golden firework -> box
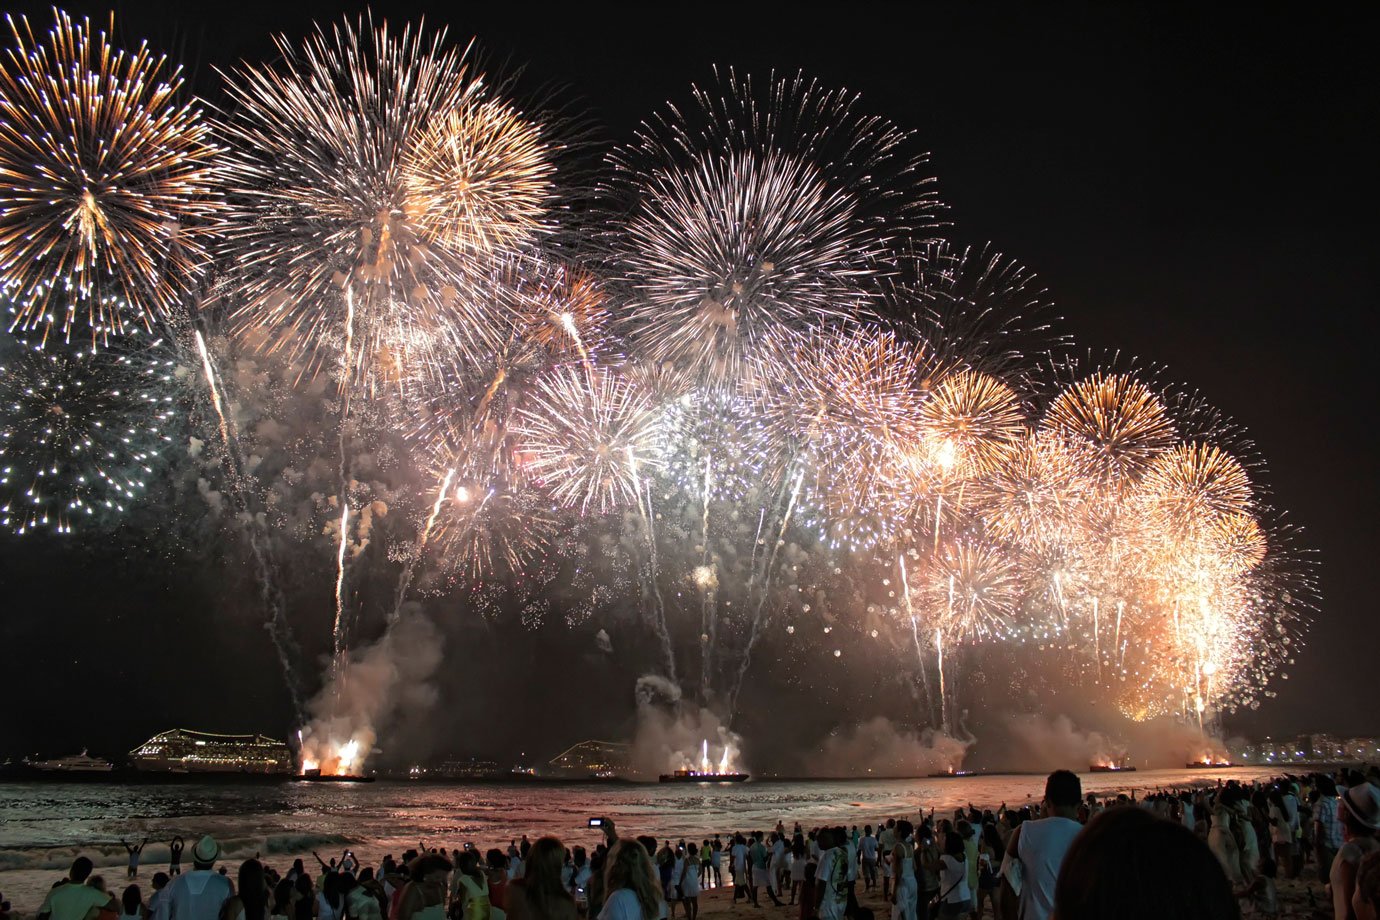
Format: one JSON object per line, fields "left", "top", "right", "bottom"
{"left": 0, "top": 10, "right": 220, "bottom": 336}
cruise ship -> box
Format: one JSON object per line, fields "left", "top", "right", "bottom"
{"left": 129, "top": 729, "right": 293, "bottom": 774}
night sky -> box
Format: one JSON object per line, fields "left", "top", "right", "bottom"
{"left": 1, "top": 3, "right": 1373, "bottom": 761}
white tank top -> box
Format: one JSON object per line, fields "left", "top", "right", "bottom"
{"left": 1016, "top": 817, "right": 1082, "bottom": 920}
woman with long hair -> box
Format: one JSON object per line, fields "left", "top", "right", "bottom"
{"left": 506, "top": 837, "right": 576, "bottom": 920}
{"left": 600, "top": 841, "right": 662, "bottom": 920}
{"left": 119, "top": 885, "right": 144, "bottom": 920}
{"left": 270, "top": 880, "right": 295, "bottom": 920}
{"left": 293, "top": 874, "right": 314, "bottom": 920}
{"left": 451, "top": 850, "right": 490, "bottom": 920}
{"left": 397, "top": 855, "right": 453, "bottom": 920}
{"left": 219, "top": 859, "right": 268, "bottom": 920}
{"left": 975, "top": 822, "right": 1004, "bottom": 919}
{"left": 936, "top": 829, "right": 973, "bottom": 919}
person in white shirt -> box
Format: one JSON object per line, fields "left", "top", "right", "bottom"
{"left": 153, "top": 836, "right": 232, "bottom": 920}
{"left": 1000, "top": 771, "right": 1083, "bottom": 920}
{"left": 814, "top": 830, "right": 846, "bottom": 920}
{"left": 769, "top": 834, "right": 787, "bottom": 900}
{"left": 860, "top": 827, "right": 879, "bottom": 891}
{"left": 729, "top": 835, "right": 749, "bottom": 905}
{"left": 841, "top": 826, "right": 858, "bottom": 914}
{"left": 878, "top": 820, "right": 897, "bottom": 901}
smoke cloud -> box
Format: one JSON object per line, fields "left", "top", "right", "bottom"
{"left": 628, "top": 674, "right": 742, "bottom": 778}
{"left": 298, "top": 610, "right": 444, "bottom": 774}
{"left": 811, "top": 718, "right": 970, "bottom": 777}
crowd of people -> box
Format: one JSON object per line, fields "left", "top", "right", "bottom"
{"left": 16, "top": 766, "right": 1380, "bottom": 920}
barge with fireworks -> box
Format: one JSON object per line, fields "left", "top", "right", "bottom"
{"left": 1089, "top": 763, "right": 1137, "bottom": 773}
{"left": 297, "top": 768, "right": 375, "bottom": 783}
{"left": 658, "top": 769, "right": 749, "bottom": 783}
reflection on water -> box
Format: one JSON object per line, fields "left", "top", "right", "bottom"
{"left": 0, "top": 766, "right": 1283, "bottom": 856}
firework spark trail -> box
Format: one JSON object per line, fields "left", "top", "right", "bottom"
{"left": 698, "top": 454, "right": 715, "bottom": 703}
{"left": 193, "top": 330, "right": 229, "bottom": 443}
{"left": 186, "top": 327, "right": 304, "bottom": 721}
{"left": 727, "top": 465, "right": 804, "bottom": 724}
{"left": 332, "top": 503, "right": 351, "bottom": 659}
{"left": 935, "top": 622, "right": 948, "bottom": 737}
{"left": 627, "top": 447, "right": 676, "bottom": 684}
{"left": 898, "top": 554, "right": 935, "bottom": 724}
{"left": 388, "top": 467, "right": 456, "bottom": 624}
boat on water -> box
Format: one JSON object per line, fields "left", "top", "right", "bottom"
{"left": 658, "top": 769, "right": 749, "bottom": 784}
{"left": 1185, "top": 761, "right": 1234, "bottom": 769}
{"left": 297, "top": 768, "right": 375, "bottom": 783}
{"left": 27, "top": 750, "right": 115, "bottom": 773}
{"left": 1089, "top": 764, "right": 1137, "bottom": 773}
{"left": 927, "top": 770, "right": 977, "bottom": 778}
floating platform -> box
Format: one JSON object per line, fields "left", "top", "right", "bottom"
{"left": 1089, "top": 764, "right": 1137, "bottom": 773}
{"left": 297, "top": 769, "right": 375, "bottom": 783}
{"left": 658, "top": 769, "right": 749, "bottom": 783}
{"left": 1185, "top": 762, "right": 1234, "bottom": 769}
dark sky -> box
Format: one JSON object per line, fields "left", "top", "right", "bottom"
{"left": 2, "top": 3, "right": 1374, "bottom": 759}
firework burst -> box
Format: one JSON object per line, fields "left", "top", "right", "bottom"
{"left": 0, "top": 327, "right": 177, "bottom": 534}
{"left": 919, "top": 540, "right": 1020, "bottom": 643}
{"left": 512, "top": 365, "right": 661, "bottom": 514}
{"left": 217, "top": 15, "right": 551, "bottom": 388}
{"left": 1042, "top": 370, "right": 1177, "bottom": 489}
{"left": 0, "top": 10, "right": 220, "bottom": 337}
{"left": 608, "top": 68, "right": 935, "bottom": 382}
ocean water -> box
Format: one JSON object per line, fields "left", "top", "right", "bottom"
{"left": 0, "top": 767, "right": 1281, "bottom": 911}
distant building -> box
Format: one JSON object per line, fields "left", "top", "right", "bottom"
{"left": 130, "top": 729, "right": 292, "bottom": 774}
{"left": 1344, "top": 738, "right": 1380, "bottom": 761}
{"left": 546, "top": 740, "right": 629, "bottom": 778}
{"left": 1311, "top": 734, "right": 1344, "bottom": 760}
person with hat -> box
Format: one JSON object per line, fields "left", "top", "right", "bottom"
{"left": 153, "top": 837, "right": 232, "bottom": 920}
{"left": 1331, "top": 782, "right": 1380, "bottom": 920}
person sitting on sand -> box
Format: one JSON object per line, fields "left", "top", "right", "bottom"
{"left": 38, "top": 858, "right": 117, "bottom": 920}
{"left": 1053, "top": 806, "right": 1238, "bottom": 920}
{"left": 599, "top": 840, "right": 662, "bottom": 920}
{"left": 86, "top": 877, "right": 118, "bottom": 920}
{"left": 119, "top": 885, "right": 145, "bottom": 920}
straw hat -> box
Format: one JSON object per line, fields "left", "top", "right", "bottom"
{"left": 192, "top": 835, "right": 221, "bottom": 864}
{"left": 1341, "top": 783, "right": 1380, "bottom": 831}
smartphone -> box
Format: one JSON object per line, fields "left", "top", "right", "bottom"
{"left": 588, "top": 818, "right": 605, "bottom": 827}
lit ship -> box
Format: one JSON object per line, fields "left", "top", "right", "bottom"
{"left": 28, "top": 750, "right": 115, "bottom": 772}
{"left": 130, "top": 729, "right": 292, "bottom": 774}
{"left": 1186, "top": 760, "right": 1235, "bottom": 769}
{"left": 658, "top": 768, "right": 749, "bottom": 783}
